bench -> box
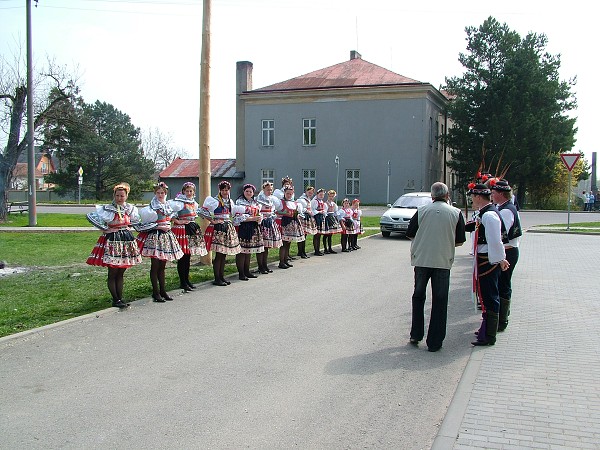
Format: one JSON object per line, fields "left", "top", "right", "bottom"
{"left": 8, "top": 201, "right": 29, "bottom": 214}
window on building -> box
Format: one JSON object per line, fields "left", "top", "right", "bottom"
{"left": 429, "top": 117, "right": 434, "bottom": 148}
{"left": 303, "top": 118, "right": 316, "bottom": 146}
{"left": 261, "top": 169, "right": 275, "bottom": 186}
{"left": 346, "top": 169, "right": 360, "bottom": 195}
{"left": 41, "top": 162, "right": 48, "bottom": 174}
{"left": 302, "top": 169, "right": 316, "bottom": 190}
{"left": 262, "top": 120, "right": 274, "bottom": 147}
{"left": 435, "top": 118, "right": 440, "bottom": 151}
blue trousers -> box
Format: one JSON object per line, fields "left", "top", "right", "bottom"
{"left": 410, "top": 267, "right": 450, "bottom": 349}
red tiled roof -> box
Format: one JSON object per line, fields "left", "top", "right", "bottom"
{"left": 13, "top": 163, "right": 43, "bottom": 178}
{"left": 159, "top": 157, "right": 238, "bottom": 178}
{"left": 254, "top": 56, "right": 422, "bottom": 92}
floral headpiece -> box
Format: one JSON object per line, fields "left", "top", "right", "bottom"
{"left": 114, "top": 182, "right": 130, "bottom": 195}
{"left": 243, "top": 183, "right": 256, "bottom": 192}
{"left": 218, "top": 180, "right": 231, "bottom": 190}
{"left": 153, "top": 181, "right": 168, "bottom": 192}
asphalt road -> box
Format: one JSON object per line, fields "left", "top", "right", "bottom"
{"left": 1, "top": 209, "right": 597, "bottom": 448}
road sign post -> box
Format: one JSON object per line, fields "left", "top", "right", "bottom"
{"left": 560, "top": 153, "right": 580, "bottom": 231}
{"left": 77, "top": 166, "right": 84, "bottom": 205}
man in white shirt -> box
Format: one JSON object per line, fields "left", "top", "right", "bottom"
{"left": 466, "top": 184, "right": 510, "bottom": 346}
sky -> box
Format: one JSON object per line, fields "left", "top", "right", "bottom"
{"left": 1, "top": 0, "right": 597, "bottom": 166}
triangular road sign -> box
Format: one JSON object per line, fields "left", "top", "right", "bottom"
{"left": 560, "top": 153, "right": 580, "bottom": 172}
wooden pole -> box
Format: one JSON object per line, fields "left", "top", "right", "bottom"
{"left": 26, "top": 0, "right": 37, "bottom": 226}
{"left": 198, "top": 0, "right": 212, "bottom": 264}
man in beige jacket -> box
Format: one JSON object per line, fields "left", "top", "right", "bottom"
{"left": 405, "top": 182, "right": 466, "bottom": 352}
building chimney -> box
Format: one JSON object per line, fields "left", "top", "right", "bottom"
{"left": 236, "top": 61, "right": 253, "bottom": 174}
{"left": 350, "top": 50, "right": 362, "bottom": 60}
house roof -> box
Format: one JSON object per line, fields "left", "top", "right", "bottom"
{"left": 253, "top": 52, "right": 424, "bottom": 92}
{"left": 13, "top": 163, "right": 43, "bottom": 178}
{"left": 159, "top": 157, "right": 241, "bottom": 179}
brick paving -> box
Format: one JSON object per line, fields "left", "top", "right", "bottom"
{"left": 435, "top": 232, "right": 600, "bottom": 449}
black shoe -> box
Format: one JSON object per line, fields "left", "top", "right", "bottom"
{"left": 409, "top": 338, "right": 420, "bottom": 345}
{"left": 314, "top": 251, "right": 324, "bottom": 256}
{"left": 285, "top": 262, "right": 293, "bottom": 267}
{"left": 112, "top": 300, "right": 129, "bottom": 309}
{"left": 152, "top": 295, "right": 166, "bottom": 303}
{"left": 328, "top": 249, "right": 337, "bottom": 254}
{"left": 323, "top": 249, "right": 331, "bottom": 254}
{"left": 222, "top": 279, "right": 231, "bottom": 285}
{"left": 246, "top": 273, "right": 258, "bottom": 279}
{"left": 355, "top": 245, "right": 361, "bottom": 249}
{"left": 239, "top": 275, "right": 249, "bottom": 281}
{"left": 212, "top": 280, "right": 227, "bottom": 286}
{"left": 471, "top": 339, "right": 494, "bottom": 346}
{"left": 267, "top": 268, "right": 273, "bottom": 273}
{"left": 498, "top": 321, "right": 508, "bottom": 332}
{"left": 187, "top": 282, "right": 196, "bottom": 290}
{"left": 180, "top": 284, "right": 193, "bottom": 292}
{"left": 288, "top": 256, "right": 297, "bottom": 261}
{"left": 278, "top": 263, "right": 289, "bottom": 269}
{"left": 341, "top": 249, "right": 349, "bottom": 252}
{"left": 161, "top": 293, "right": 174, "bottom": 301}
{"left": 300, "top": 254, "right": 309, "bottom": 259}
{"left": 428, "top": 346, "right": 442, "bottom": 352}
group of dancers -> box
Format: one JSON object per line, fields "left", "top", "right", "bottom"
{"left": 86, "top": 177, "right": 363, "bottom": 308}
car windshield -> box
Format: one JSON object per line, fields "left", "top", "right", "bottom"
{"left": 392, "top": 195, "right": 431, "bottom": 209}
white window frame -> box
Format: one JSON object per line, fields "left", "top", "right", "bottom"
{"left": 262, "top": 119, "right": 274, "bottom": 147}
{"left": 261, "top": 169, "right": 275, "bottom": 186}
{"left": 302, "top": 169, "right": 316, "bottom": 190}
{"left": 302, "top": 118, "right": 316, "bottom": 146}
{"left": 345, "top": 169, "right": 360, "bottom": 196}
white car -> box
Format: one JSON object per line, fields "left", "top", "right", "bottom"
{"left": 379, "top": 192, "right": 432, "bottom": 237}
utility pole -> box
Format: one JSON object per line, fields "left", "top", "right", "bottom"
{"left": 26, "top": 0, "right": 37, "bottom": 226}
{"left": 198, "top": 0, "right": 211, "bottom": 264}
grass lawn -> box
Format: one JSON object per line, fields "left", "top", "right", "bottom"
{"left": 1, "top": 213, "right": 91, "bottom": 227}
{"left": 0, "top": 226, "right": 380, "bottom": 338}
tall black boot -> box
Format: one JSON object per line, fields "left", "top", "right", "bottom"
{"left": 341, "top": 235, "right": 348, "bottom": 252}
{"left": 313, "top": 235, "right": 323, "bottom": 256}
{"left": 327, "top": 235, "right": 336, "bottom": 253}
{"left": 498, "top": 298, "right": 511, "bottom": 331}
{"left": 472, "top": 312, "right": 499, "bottom": 346}
{"left": 236, "top": 253, "right": 248, "bottom": 280}
{"left": 177, "top": 256, "right": 191, "bottom": 291}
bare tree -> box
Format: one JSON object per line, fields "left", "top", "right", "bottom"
{"left": 141, "top": 127, "right": 186, "bottom": 172}
{"left": 0, "top": 50, "right": 79, "bottom": 220}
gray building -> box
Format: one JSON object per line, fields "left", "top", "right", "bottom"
{"left": 236, "top": 50, "right": 453, "bottom": 203}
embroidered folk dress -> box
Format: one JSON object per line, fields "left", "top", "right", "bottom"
{"left": 323, "top": 200, "right": 341, "bottom": 235}
{"left": 256, "top": 191, "right": 283, "bottom": 249}
{"left": 87, "top": 202, "right": 143, "bottom": 268}
{"left": 169, "top": 193, "right": 208, "bottom": 256}
{"left": 310, "top": 197, "right": 327, "bottom": 234}
{"left": 235, "top": 196, "right": 265, "bottom": 254}
{"left": 297, "top": 193, "right": 318, "bottom": 235}
{"left": 273, "top": 197, "right": 306, "bottom": 243}
{"left": 336, "top": 207, "right": 357, "bottom": 235}
{"left": 201, "top": 195, "right": 245, "bottom": 255}
{"left": 136, "top": 197, "right": 184, "bottom": 261}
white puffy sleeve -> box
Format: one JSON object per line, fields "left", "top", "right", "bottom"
{"left": 139, "top": 205, "right": 158, "bottom": 223}
{"left": 202, "top": 196, "right": 219, "bottom": 214}
{"left": 482, "top": 211, "right": 506, "bottom": 264}
{"left": 95, "top": 204, "right": 114, "bottom": 223}
{"left": 129, "top": 205, "right": 141, "bottom": 223}
{"left": 169, "top": 199, "right": 184, "bottom": 214}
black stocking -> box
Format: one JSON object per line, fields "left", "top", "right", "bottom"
{"left": 313, "top": 235, "right": 321, "bottom": 254}
{"left": 158, "top": 260, "right": 168, "bottom": 296}
{"left": 341, "top": 234, "right": 348, "bottom": 251}
{"left": 150, "top": 258, "right": 161, "bottom": 297}
{"left": 116, "top": 268, "right": 126, "bottom": 300}
{"left": 107, "top": 268, "right": 120, "bottom": 301}
{"left": 177, "top": 254, "right": 190, "bottom": 286}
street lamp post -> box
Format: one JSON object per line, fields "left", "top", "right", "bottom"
{"left": 386, "top": 160, "right": 391, "bottom": 204}
{"left": 334, "top": 154, "right": 340, "bottom": 197}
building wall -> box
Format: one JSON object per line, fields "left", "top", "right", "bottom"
{"left": 242, "top": 90, "right": 447, "bottom": 203}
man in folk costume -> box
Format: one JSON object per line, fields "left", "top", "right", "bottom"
{"left": 466, "top": 183, "right": 510, "bottom": 346}
{"left": 490, "top": 179, "right": 522, "bottom": 332}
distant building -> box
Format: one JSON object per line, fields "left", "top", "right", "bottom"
{"left": 12, "top": 150, "right": 56, "bottom": 190}
{"left": 235, "top": 50, "right": 454, "bottom": 203}
{"left": 159, "top": 157, "right": 244, "bottom": 198}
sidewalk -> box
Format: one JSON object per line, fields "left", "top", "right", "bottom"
{"left": 433, "top": 231, "right": 600, "bottom": 449}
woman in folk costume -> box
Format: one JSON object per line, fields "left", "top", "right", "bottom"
{"left": 273, "top": 175, "right": 296, "bottom": 263}
{"left": 350, "top": 198, "right": 363, "bottom": 250}
{"left": 201, "top": 180, "right": 246, "bottom": 286}
{"left": 168, "top": 182, "right": 208, "bottom": 292}
{"left": 234, "top": 183, "right": 264, "bottom": 280}
{"left": 86, "top": 182, "right": 142, "bottom": 309}
{"left": 323, "top": 189, "right": 341, "bottom": 254}
{"left": 256, "top": 181, "right": 282, "bottom": 274}
{"left": 137, "top": 182, "right": 184, "bottom": 302}
{"left": 310, "top": 188, "right": 327, "bottom": 256}
{"left": 336, "top": 198, "right": 356, "bottom": 252}
{"left": 296, "top": 185, "right": 317, "bottom": 259}
{"left": 273, "top": 184, "right": 305, "bottom": 269}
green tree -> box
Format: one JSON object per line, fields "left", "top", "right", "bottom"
{"left": 46, "top": 101, "right": 155, "bottom": 200}
{"left": 444, "top": 17, "right": 577, "bottom": 207}
{"left": 0, "top": 55, "right": 78, "bottom": 221}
